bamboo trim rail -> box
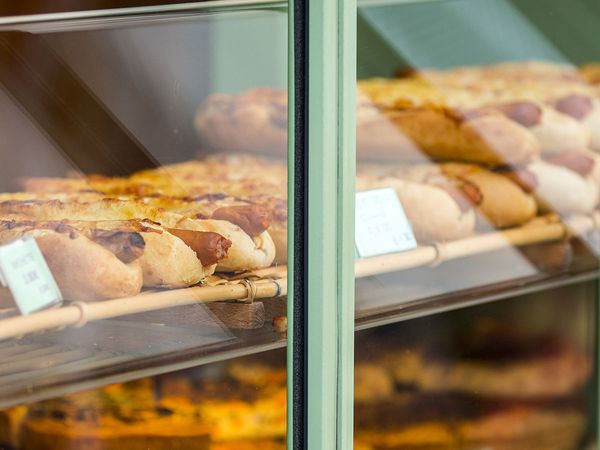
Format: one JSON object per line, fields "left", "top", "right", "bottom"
{"left": 354, "top": 214, "right": 592, "bottom": 278}
{"left": 0, "top": 279, "right": 286, "bottom": 341}
{"left": 0, "top": 212, "right": 598, "bottom": 341}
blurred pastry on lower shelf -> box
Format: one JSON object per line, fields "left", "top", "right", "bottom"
{"left": 388, "top": 324, "right": 592, "bottom": 398}
{"left": 355, "top": 392, "right": 586, "bottom": 450}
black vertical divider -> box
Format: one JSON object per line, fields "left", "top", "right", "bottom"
{"left": 293, "top": 0, "right": 308, "bottom": 449}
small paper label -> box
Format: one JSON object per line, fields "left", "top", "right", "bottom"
{"left": 355, "top": 187, "right": 417, "bottom": 258}
{"left": 0, "top": 236, "right": 62, "bottom": 315}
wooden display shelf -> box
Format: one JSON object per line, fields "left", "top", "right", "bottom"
{"left": 0, "top": 212, "right": 597, "bottom": 341}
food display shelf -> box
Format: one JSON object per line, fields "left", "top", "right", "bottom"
{"left": 0, "top": 312, "right": 287, "bottom": 410}
{"left": 356, "top": 269, "right": 599, "bottom": 330}
{"left": 0, "top": 210, "right": 596, "bottom": 408}
{"left": 1, "top": 212, "right": 595, "bottom": 342}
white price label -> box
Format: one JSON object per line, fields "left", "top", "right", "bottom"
{"left": 0, "top": 236, "right": 62, "bottom": 315}
{"left": 355, "top": 188, "right": 417, "bottom": 258}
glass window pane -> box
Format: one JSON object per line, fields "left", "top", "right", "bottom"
{"left": 0, "top": 10, "right": 289, "bottom": 450}
{"left": 0, "top": 1, "right": 251, "bottom": 16}
{"left": 0, "top": 349, "right": 287, "bottom": 449}
{"left": 355, "top": 0, "right": 600, "bottom": 448}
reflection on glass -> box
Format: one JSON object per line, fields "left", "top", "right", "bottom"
{"left": 355, "top": 288, "right": 597, "bottom": 450}
{"left": 353, "top": 0, "right": 600, "bottom": 318}
{"left": 0, "top": 350, "right": 287, "bottom": 449}
{"left": 354, "top": 2, "right": 600, "bottom": 449}
{"left": 0, "top": 7, "right": 288, "bottom": 409}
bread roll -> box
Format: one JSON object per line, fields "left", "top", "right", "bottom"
{"left": 356, "top": 176, "right": 476, "bottom": 242}
{"left": 0, "top": 225, "right": 143, "bottom": 301}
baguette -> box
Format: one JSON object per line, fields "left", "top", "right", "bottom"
{"left": 500, "top": 160, "right": 599, "bottom": 215}
{"left": 385, "top": 162, "right": 537, "bottom": 229}
{"left": 196, "top": 87, "right": 541, "bottom": 165}
{"left": 0, "top": 221, "right": 144, "bottom": 301}
{"left": 357, "top": 106, "right": 541, "bottom": 165}
{"left": 356, "top": 176, "right": 476, "bottom": 242}
{"left": 488, "top": 101, "right": 591, "bottom": 154}
{"left": 0, "top": 199, "right": 273, "bottom": 273}
{"left": 195, "top": 89, "right": 287, "bottom": 156}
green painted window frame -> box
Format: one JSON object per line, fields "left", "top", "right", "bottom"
{"left": 287, "top": 0, "right": 357, "bottom": 448}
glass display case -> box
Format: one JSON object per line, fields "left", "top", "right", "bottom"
{"left": 0, "top": 0, "right": 599, "bottom": 449}
{"left": 0, "top": 0, "right": 289, "bottom": 414}
{"left": 353, "top": 0, "right": 600, "bottom": 448}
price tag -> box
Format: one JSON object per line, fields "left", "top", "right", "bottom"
{"left": 355, "top": 188, "right": 417, "bottom": 258}
{"left": 0, "top": 236, "right": 62, "bottom": 315}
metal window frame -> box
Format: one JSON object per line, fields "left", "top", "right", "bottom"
{"left": 0, "top": 0, "right": 358, "bottom": 446}
{"left": 288, "top": 0, "right": 356, "bottom": 448}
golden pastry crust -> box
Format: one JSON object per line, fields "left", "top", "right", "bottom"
{"left": 20, "top": 414, "right": 211, "bottom": 450}
{"left": 195, "top": 61, "right": 600, "bottom": 163}
{"left": 458, "top": 407, "right": 585, "bottom": 450}
{"left": 360, "top": 77, "right": 591, "bottom": 156}
{"left": 0, "top": 406, "right": 27, "bottom": 449}
{"left": 580, "top": 63, "right": 600, "bottom": 85}
{"left": 389, "top": 335, "right": 592, "bottom": 399}
{"left": 356, "top": 175, "right": 476, "bottom": 242}
{"left": 0, "top": 198, "right": 274, "bottom": 276}
{"left": 439, "top": 163, "right": 537, "bottom": 228}
{"left": 357, "top": 422, "right": 458, "bottom": 450}
{"left": 195, "top": 89, "right": 288, "bottom": 156}
{"left": 211, "top": 440, "right": 286, "bottom": 450}
{"left": 406, "top": 62, "right": 600, "bottom": 151}
{"left": 0, "top": 223, "right": 144, "bottom": 301}
{"left": 20, "top": 156, "right": 288, "bottom": 265}
{"left": 356, "top": 406, "right": 585, "bottom": 450}
{"left": 196, "top": 84, "right": 543, "bottom": 165}
{"left": 524, "top": 160, "right": 599, "bottom": 215}
{"left": 362, "top": 162, "right": 537, "bottom": 229}
{"left": 20, "top": 379, "right": 211, "bottom": 450}
{"left": 357, "top": 107, "right": 541, "bottom": 165}
{"left": 354, "top": 363, "right": 395, "bottom": 403}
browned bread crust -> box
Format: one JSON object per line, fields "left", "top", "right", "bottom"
{"left": 0, "top": 223, "right": 144, "bottom": 301}
{"left": 20, "top": 416, "right": 211, "bottom": 450}
{"left": 0, "top": 199, "right": 274, "bottom": 276}
{"left": 356, "top": 107, "right": 540, "bottom": 165}
{"left": 389, "top": 333, "right": 592, "bottom": 399}
{"left": 195, "top": 88, "right": 542, "bottom": 166}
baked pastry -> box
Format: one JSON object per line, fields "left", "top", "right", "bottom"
{"left": 195, "top": 84, "right": 543, "bottom": 165}
{"left": 157, "top": 356, "right": 287, "bottom": 447}
{"left": 193, "top": 381, "right": 286, "bottom": 443}
{"left": 211, "top": 439, "right": 286, "bottom": 450}
{"left": 355, "top": 393, "right": 585, "bottom": 450}
{"left": 413, "top": 62, "right": 600, "bottom": 151}
{"left": 0, "top": 220, "right": 145, "bottom": 300}
{"left": 356, "top": 175, "right": 476, "bottom": 242}
{"left": 363, "top": 162, "right": 537, "bottom": 229}
{"left": 194, "top": 88, "right": 288, "bottom": 156}
{"left": 388, "top": 326, "right": 592, "bottom": 398}
{"left": 356, "top": 422, "right": 458, "bottom": 450}
{"left": 580, "top": 63, "right": 600, "bottom": 85}
{"left": 486, "top": 101, "right": 591, "bottom": 155}
{"left": 499, "top": 158, "right": 599, "bottom": 215}
{"left": 20, "top": 380, "right": 211, "bottom": 450}
{"left": 0, "top": 199, "right": 274, "bottom": 276}
{"left": 459, "top": 406, "right": 585, "bottom": 450}
{"left": 0, "top": 406, "right": 26, "bottom": 449}
{"left": 20, "top": 156, "right": 288, "bottom": 266}
{"left": 195, "top": 61, "right": 600, "bottom": 163}
{"left": 354, "top": 363, "right": 395, "bottom": 404}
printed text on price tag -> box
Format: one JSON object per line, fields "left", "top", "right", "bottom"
{"left": 355, "top": 188, "right": 417, "bottom": 258}
{"left": 0, "top": 236, "right": 63, "bottom": 315}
